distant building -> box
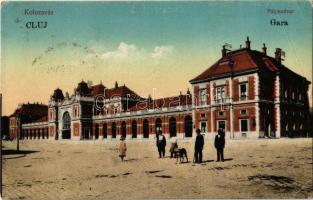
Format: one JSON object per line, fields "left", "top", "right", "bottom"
{"left": 9, "top": 37, "right": 311, "bottom": 140}
{"left": 9, "top": 103, "right": 48, "bottom": 139}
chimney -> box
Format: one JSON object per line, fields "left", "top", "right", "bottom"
{"left": 221, "top": 45, "right": 227, "bottom": 57}
{"left": 187, "top": 88, "right": 191, "bottom": 95}
{"left": 148, "top": 94, "right": 152, "bottom": 103}
{"left": 245, "top": 36, "right": 251, "bottom": 49}
{"left": 115, "top": 81, "right": 118, "bottom": 88}
{"left": 275, "top": 48, "right": 282, "bottom": 63}
{"left": 262, "top": 43, "right": 267, "bottom": 55}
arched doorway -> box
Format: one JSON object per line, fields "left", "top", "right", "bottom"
{"left": 132, "top": 120, "right": 137, "bottom": 138}
{"left": 46, "top": 128, "right": 49, "bottom": 139}
{"left": 112, "top": 122, "right": 117, "bottom": 138}
{"left": 143, "top": 119, "right": 149, "bottom": 138}
{"left": 121, "top": 121, "right": 127, "bottom": 138}
{"left": 62, "top": 112, "right": 71, "bottom": 139}
{"left": 103, "top": 123, "right": 107, "bottom": 139}
{"left": 184, "top": 115, "right": 193, "bottom": 137}
{"left": 155, "top": 118, "right": 162, "bottom": 133}
{"left": 169, "top": 117, "right": 177, "bottom": 137}
{"left": 95, "top": 124, "right": 99, "bottom": 139}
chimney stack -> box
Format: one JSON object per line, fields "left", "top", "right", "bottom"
{"left": 262, "top": 43, "right": 267, "bottom": 55}
{"left": 275, "top": 48, "right": 282, "bottom": 63}
{"left": 187, "top": 88, "right": 191, "bottom": 95}
{"left": 221, "top": 45, "right": 227, "bottom": 57}
{"left": 245, "top": 36, "right": 251, "bottom": 49}
{"left": 115, "top": 81, "right": 118, "bottom": 88}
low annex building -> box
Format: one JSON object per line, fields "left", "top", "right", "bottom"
{"left": 9, "top": 37, "right": 311, "bottom": 141}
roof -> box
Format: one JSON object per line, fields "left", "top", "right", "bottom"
{"left": 91, "top": 83, "right": 106, "bottom": 96}
{"left": 128, "top": 94, "right": 192, "bottom": 111}
{"left": 10, "top": 103, "right": 48, "bottom": 123}
{"left": 190, "top": 48, "right": 309, "bottom": 84}
{"left": 104, "top": 85, "right": 142, "bottom": 99}
{"left": 75, "top": 80, "right": 91, "bottom": 96}
{"left": 51, "top": 88, "right": 64, "bottom": 101}
{"left": 32, "top": 115, "right": 48, "bottom": 123}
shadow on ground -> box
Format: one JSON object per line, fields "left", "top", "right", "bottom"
{"left": 2, "top": 149, "right": 39, "bottom": 156}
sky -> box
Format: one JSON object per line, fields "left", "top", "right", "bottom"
{"left": 1, "top": 1, "right": 312, "bottom": 115}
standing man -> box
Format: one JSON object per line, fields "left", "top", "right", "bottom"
{"left": 194, "top": 129, "right": 204, "bottom": 163}
{"left": 156, "top": 130, "right": 166, "bottom": 158}
{"left": 215, "top": 129, "right": 225, "bottom": 162}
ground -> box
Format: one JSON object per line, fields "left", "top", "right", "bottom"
{"left": 2, "top": 138, "right": 313, "bottom": 199}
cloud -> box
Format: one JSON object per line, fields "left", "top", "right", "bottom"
{"left": 99, "top": 42, "right": 174, "bottom": 62}
{"left": 151, "top": 46, "right": 174, "bottom": 59}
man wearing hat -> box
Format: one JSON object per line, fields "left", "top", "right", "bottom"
{"left": 194, "top": 129, "right": 204, "bottom": 163}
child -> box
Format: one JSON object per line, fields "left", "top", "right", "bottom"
{"left": 119, "top": 136, "right": 127, "bottom": 161}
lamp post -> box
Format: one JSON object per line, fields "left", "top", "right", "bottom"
{"left": 16, "top": 114, "right": 20, "bottom": 152}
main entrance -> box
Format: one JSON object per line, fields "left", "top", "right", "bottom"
{"left": 62, "top": 112, "right": 71, "bottom": 139}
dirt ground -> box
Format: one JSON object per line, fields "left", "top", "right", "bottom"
{"left": 2, "top": 138, "right": 312, "bottom": 199}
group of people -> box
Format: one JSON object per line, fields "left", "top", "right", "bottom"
{"left": 155, "top": 128, "right": 226, "bottom": 163}
{"left": 118, "top": 128, "right": 226, "bottom": 163}
{"left": 194, "top": 128, "right": 225, "bottom": 163}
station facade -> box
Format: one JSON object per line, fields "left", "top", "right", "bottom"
{"left": 9, "top": 37, "right": 311, "bottom": 141}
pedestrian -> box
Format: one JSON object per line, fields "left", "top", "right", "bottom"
{"left": 156, "top": 130, "right": 166, "bottom": 158}
{"left": 194, "top": 129, "right": 204, "bottom": 163}
{"left": 214, "top": 128, "right": 225, "bottom": 162}
{"left": 169, "top": 136, "right": 178, "bottom": 158}
{"left": 119, "top": 136, "right": 127, "bottom": 161}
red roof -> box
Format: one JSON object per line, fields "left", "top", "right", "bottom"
{"left": 10, "top": 103, "right": 48, "bottom": 123}
{"left": 128, "top": 94, "right": 192, "bottom": 111}
{"left": 32, "top": 115, "right": 48, "bottom": 123}
{"left": 190, "top": 48, "right": 285, "bottom": 83}
{"left": 104, "top": 85, "right": 141, "bottom": 99}
{"left": 91, "top": 83, "right": 106, "bottom": 96}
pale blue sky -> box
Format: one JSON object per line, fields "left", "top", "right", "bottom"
{"left": 1, "top": 1, "right": 312, "bottom": 115}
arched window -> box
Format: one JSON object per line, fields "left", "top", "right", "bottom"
{"left": 184, "top": 115, "right": 193, "bottom": 137}
{"left": 62, "top": 112, "right": 71, "bottom": 139}
{"left": 169, "top": 117, "right": 177, "bottom": 137}
{"left": 103, "top": 123, "right": 107, "bottom": 139}
{"left": 63, "top": 112, "right": 71, "bottom": 130}
{"left": 95, "top": 124, "right": 99, "bottom": 139}
{"left": 155, "top": 118, "right": 162, "bottom": 133}
{"left": 112, "top": 122, "right": 117, "bottom": 138}
{"left": 132, "top": 120, "right": 137, "bottom": 138}
{"left": 121, "top": 121, "right": 127, "bottom": 138}
{"left": 143, "top": 119, "right": 149, "bottom": 138}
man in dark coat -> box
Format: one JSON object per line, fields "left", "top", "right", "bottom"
{"left": 156, "top": 131, "right": 166, "bottom": 158}
{"left": 194, "top": 129, "right": 204, "bottom": 163}
{"left": 215, "top": 129, "right": 225, "bottom": 162}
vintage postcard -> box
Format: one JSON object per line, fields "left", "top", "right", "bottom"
{"left": 1, "top": 1, "right": 312, "bottom": 199}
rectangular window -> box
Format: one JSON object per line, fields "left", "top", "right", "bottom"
{"left": 217, "top": 120, "right": 226, "bottom": 132}
{"left": 218, "top": 111, "right": 224, "bottom": 116}
{"left": 216, "top": 86, "right": 225, "bottom": 101}
{"left": 239, "top": 82, "right": 247, "bottom": 100}
{"left": 240, "top": 119, "right": 248, "bottom": 132}
{"left": 199, "top": 89, "right": 207, "bottom": 106}
{"left": 200, "top": 122, "right": 207, "bottom": 133}
{"left": 240, "top": 109, "right": 247, "bottom": 115}
{"left": 299, "top": 93, "right": 302, "bottom": 101}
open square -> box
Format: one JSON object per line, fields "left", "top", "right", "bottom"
{"left": 2, "top": 138, "right": 312, "bottom": 199}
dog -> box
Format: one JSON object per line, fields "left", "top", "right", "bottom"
{"left": 173, "top": 148, "right": 188, "bottom": 163}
